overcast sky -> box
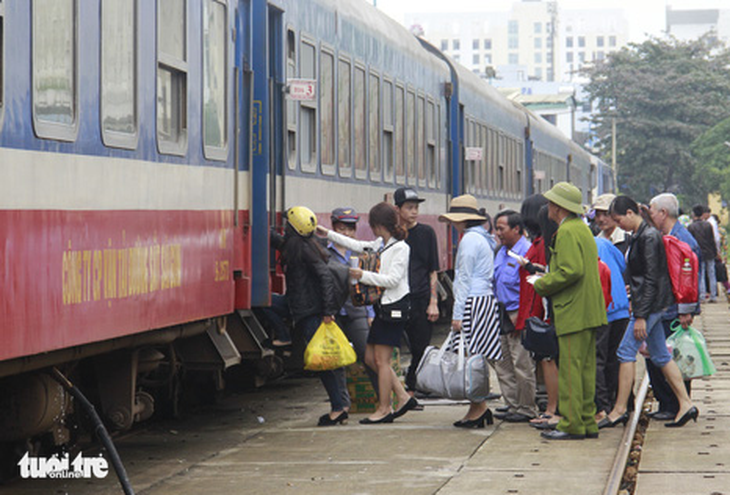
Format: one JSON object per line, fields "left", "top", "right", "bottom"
{"left": 374, "top": 0, "right": 729, "bottom": 43}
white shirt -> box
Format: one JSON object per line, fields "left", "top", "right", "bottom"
{"left": 326, "top": 231, "right": 410, "bottom": 305}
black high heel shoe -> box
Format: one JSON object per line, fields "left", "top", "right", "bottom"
{"left": 455, "top": 409, "right": 493, "bottom": 429}
{"left": 665, "top": 406, "right": 699, "bottom": 428}
{"left": 597, "top": 412, "right": 629, "bottom": 429}
{"left": 317, "top": 411, "right": 348, "bottom": 426}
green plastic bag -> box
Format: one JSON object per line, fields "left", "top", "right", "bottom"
{"left": 667, "top": 321, "right": 716, "bottom": 380}
{"left": 304, "top": 321, "right": 357, "bottom": 371}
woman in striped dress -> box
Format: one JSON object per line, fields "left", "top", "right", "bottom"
{"left": 439, "top": 195, "right": 501, "bottom": 428}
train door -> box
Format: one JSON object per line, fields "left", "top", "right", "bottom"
{"left": 268, "top": 6, "right": 285, "bottom": 225}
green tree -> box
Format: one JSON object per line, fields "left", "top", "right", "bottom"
{"left": 582, "top": 36, "right": 730, "bottom": 203}
{"left": 691, "top": 117, "right": 730, "bottom": 202}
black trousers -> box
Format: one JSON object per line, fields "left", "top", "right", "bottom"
{"left": 595, "top": 318, "right": 629, "bottom": 413}
{"left": 404, "top": 293, "right": 434, "bottom": 391}
{"left": 646, "top": 319, "right": 691, "bottom": 414}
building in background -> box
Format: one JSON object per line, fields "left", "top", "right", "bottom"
{"left": 666, "top": 7, "right": 730, "bottom": 46}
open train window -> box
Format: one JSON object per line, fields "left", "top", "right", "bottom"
{"left": 32, "top": 0, "right": 78, "bottom": 141}
{"left": 300, "top": 39, "right": 316, "bottom": 173}
{"left": 479, "top": 125, "right": 487, "bottom": 194}
{"left": 337, "top": 57, "right": 351, "bottom": 177}
{"left": 101, "top": 0, "right": 138, "bottom": 149}
{"left": 320, "top": 48, "right": 335, "bottom": 175}
{"left": 498, "top": 133, "right": 505, "bottom": 193}
{"left": 382, "top": 78, "right": 394, "bottom": 182}
{"left": 516, "top": 142, "right": 523, "bottom": 193}
{"left": 368, "top": 72, "right": 380, "bottom": 182}
{"left": 417, "top": 94, "right": 426, "bottom": 186}
{"left": 202, "top": 0, "right": 228, "bottom": 160}
{"left": 406, "top": 89, "right": 416, "bottom": 185}
{"left": 425, "top": 99, "right": 436, "bottom": 189}
{"left": 394, "top": 84, "right": 405, "bottom": 184}
{"left": 286, "top": 29, "right": 297, "bottom": 171}
{"left": 157, "top": 0, "right": 188, "bottom": 155}
{"left": 353, "top": 65, "right": 366, "bottom": 180}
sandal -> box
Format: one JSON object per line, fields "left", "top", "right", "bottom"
{"left": 529, "top": 413, "right": 553, "bottom": 424}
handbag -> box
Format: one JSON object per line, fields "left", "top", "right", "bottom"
{"left": 666, "top": 321, "right": 716, "bottom": 380}
{"left": 415, "top": 331, "right": 490, "bottom": 401}
{"left": 376, "top": 295, "right": 411, "bottom": 322}
{"left": 521, "top": 316, "right": 558, "bottom": 358}
{"left": 303, "top": 321, "right": 357, "bottom": 371}
{"left": 715, "top": 259, "right": 728, "bottom": 283}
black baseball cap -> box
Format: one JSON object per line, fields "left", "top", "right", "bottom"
{"left": 394, "top": 187, "right": 425, "bottom": 207}
{"left": 331, "top": 207, "right": 359, "bottom": 224}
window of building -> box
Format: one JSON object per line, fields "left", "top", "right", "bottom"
{"left": 33, "top": 0, "right": 78, "bottom": 141}
{"left": 286, "top": 30, "right": 297, "bottom": 170}
{"left": 534, "top": 67, "right": 542, "bottom": 80}
{"left": 453, "top": 54, "right": 460, "bottom": 62}
{"left": 300, "top": 40, "right": 317, "bottom": 171}
{"left": 566, "top": 51, "right": 573, "bottom": 63}
{"left": 452, "top": 39, "right": 460, "bottom": 50}
{"left": 578, "top": 36, "right": 585, "bottom": 48}
{"left": 596, "top": 51, "right": 605, "bottom": 61}
{"left": 101, "top": 0, "right": 137, "bottom": 149}
{"left": 534, "top": 37, "right": 542, "bottom": 49}
{"left": 440, "top": 39, "right": 448, "bottom": 51}
{"left": 597, "top": 36, "right": 604, "bottom": 47}
{"left": 157, "top": 0, "right": 188, "bottom": 154}
{"left": 508, "top": 37, "right": 518, "bottom": 49}
{"left": 485, "top": 54, "right": 492, "bottom": 64}
{"left": 369, "top": 73, "right": 380, "bottom": 180}
{"left": 202, "top": 0, "right": 227, "bottom": 159}
{"left": 472, "top": 39, "right": 479, "bottom": 50}
{"left": 508, "top": 53, "right": 519, "bottom": 65}
{"left": 566, "top": 36, "right": 573, "bottom": 48}
{"left": 609, "top": 35, "right": 616, "bottom": 47}
{"left": 320, "top": 50, "right": 335, "bottom": 171}
{"left": 578, "top": 52, "right": 585, "bottom": 63}
{"left": 534, "top": 22, "right": 542, "bottom": 34}
{"left": 383, "top": 79, "right": 393, "bottom": 181}
{"left": 395, "top": 85, "right": 405, "bottom": 181}
{"left": 508, "top": 20, "right": 518, "bottom": 35}
{"left": 472, "top": 54, "right": 480, "bottom": 65}
{"left": 484, "top": 39, "right": 492, "bottom": 50}
{"left": 534, "top": 53, "right": 542, "bottom": 64}
{"left": 337, "top": 58, "right": 351, "bottom": 174}
{"left": 354, "top": 66, "right": 366, "bottom": 177}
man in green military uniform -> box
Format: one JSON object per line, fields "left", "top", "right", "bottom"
{"left": 533, "top": 182, "right": 608, "bottom": 440}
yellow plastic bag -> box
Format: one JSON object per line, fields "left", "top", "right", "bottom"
{"left": 304, "top": 321, "right": 357, "bottom": 371}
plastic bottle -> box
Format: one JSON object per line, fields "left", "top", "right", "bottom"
{"left": 680, "top": 258, "right": 693, "bottom": 289}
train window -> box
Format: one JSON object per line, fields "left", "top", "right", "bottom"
{"left": 406, "top": 90, "right": 416, "bottom": 184}
{"left": 382, "top": 78, "right": 393, "bottom": 181}
{"left": 498, "top": 133, "right": 505, "bottom": 192}
{"left": 320, "top": 49, "right": 335, "bottom": 174}
{"left": 354, "top": 66, "right": 366, "bottom": 179}
{"left": 516, "top": 142, "right": 523, "bottom": 193}
{"left": 101, "top": 0, "right": 137, "bottom": 149}
{"left": 368, "top": 73, "right": 380, "bottom": 181}
{"left": 157, "top": 0, "right": 188, "bottom": 155}
{"left": 0, "top": 0, "right": 4, "bottom": 120}
{"left": 417, "top": 95, "right": 426, "bottom": 185}
{"left": 395, "top": 84, "right": 405, "bottom": 183}
{"left": 478, "top": 125, "right": 486, "bottom": 194}
{"left": 32, "top": 0, "right": 78, "bottom": 141}
{"left": 203, "top": 0, "right": 227, "bottom": 160}
{"left": 338, "top": 58, "right": 351, "bottom": 176}
{"left": 300, "top": 40, "right": 316, "bottom": 172}
{"left": 435, "top": 103, "right": 442, "bottom": 189}
{"left": 426, "top": 100, "right": 435, "bottom": 188}
{"left": 286, "top": 30, "right": 297, "bottom": 171}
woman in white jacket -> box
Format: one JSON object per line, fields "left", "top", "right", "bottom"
{"left": 318, "top": 202, "right": 418, "bottom": 424}
{"left": 439, "top": 195, "right": 501, "bottom": 428}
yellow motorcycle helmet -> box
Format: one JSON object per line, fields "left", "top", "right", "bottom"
{"left": 286, "top": 206, "right": 317, "bottom": 237}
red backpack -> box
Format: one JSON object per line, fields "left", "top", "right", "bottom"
{"left": 662, "top": 235, "right": 699, "bottom": 305}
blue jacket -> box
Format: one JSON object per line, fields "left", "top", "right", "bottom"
{"left": 494, "top": 235, "right": 530, "bottom": 312}
{"left": 452, "top": 226, "right": 497, "bottom": 320}
{"left": 663, "top": 220, "right": 701, "bottom": 320}
{"left": 595, "top": 237, "right": 630, "bottom": 322}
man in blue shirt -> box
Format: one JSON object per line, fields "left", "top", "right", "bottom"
{"left": 493, "top": 210, "right": 537, "bottom": 422}
{"left": 648, "top": 193, "right": 701, "bottom": 420}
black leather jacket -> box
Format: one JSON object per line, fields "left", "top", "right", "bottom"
{"left": 272, "top": 231, "right": 339, "bottom": 323}
{"left": 626, "top": 222, "right": 675, "bottom": 319}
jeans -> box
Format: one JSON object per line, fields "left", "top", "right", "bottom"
{"left": 256, "top": 294, "right": 291, "bottom": 343}
{"left": 404, "top": 294, "right": 434, "bottom": 391}
{"left": 617, "top": 312, "right": 672, "bottom": 367}
{"left": 699, "top": 260, "right": 717, "bottom": 301}
{"left": 299, "top": 315, "right": 349, "bottom": 411}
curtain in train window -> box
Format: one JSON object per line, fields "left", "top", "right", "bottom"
{"left": 338, "top": 59, "right": 351, "bottom": 173}
{"left": 369, "top": 74, "right": 380, "bottom": 179}
{"left": 33, "top": 0, "right": 76, "bottom": 130}
{"left": 353, "top": 67, "right": 366, "bottom": 176}
{"left": 203, "top": 0, "right": 227, "bottom": 157}
{"left": 157, "top": 0, "right": 188, "bottom": 153}
{"left": 101, "top": 0, "right": 136, "bottom": 145}
{"left": 320, "top": 51, "right": 335, "bottom": 169}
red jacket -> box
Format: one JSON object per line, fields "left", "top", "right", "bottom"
{"left": 598, "top": 258, "right": 612, "bottom": 310}
{"left": 516, "top": 237, "right": 546, "bottom": 331}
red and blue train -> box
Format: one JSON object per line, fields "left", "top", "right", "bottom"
{"left": 0, "top": 0, "right": 612, "bottom": 458}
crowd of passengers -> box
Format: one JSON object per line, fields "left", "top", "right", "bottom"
{"left": 264, "top": 182, "right": 721, "bottom": 439}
